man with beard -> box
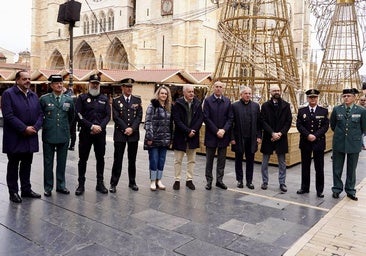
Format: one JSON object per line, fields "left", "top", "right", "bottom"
{"left": 75, "top": 74, "right": 111, "bottom": 196}
{"left": 1, "top": 70, "right": 43, "bottom": 203}
{"left": 260, "top": 85, "right": 292, "bottom": 193}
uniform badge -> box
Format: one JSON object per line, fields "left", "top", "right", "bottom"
{"left": 120, "top": 103, "right": 123, "bottom": 108}
{"left": 303, "top": 113, "right": 306, "bottom": 119}
{"left": 87, "top": 98, "right": 91, "bottom": 103}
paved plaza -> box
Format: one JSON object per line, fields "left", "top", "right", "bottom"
{"left": 0, "top": 124, "right": 365, "bottom": 256}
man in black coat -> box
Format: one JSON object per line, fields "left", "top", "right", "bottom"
{"left": 109, "top": 78, "right": 143, "bottom": 192}
{"left": 172, "top": 85, "right": 203, "bottom": 190}
{"left": 231, "top": 86, "right": 262, "bottom": 189}
{"left": 260, "top": 85, "right": 292, "bottom": 192}
{"left": 296, "top": 89, "right": 329, "bottom": 198}
{"left": 203, "top": 81, "right": 233, "bottom": 190}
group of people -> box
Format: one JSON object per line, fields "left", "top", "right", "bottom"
{"left": 2, "top": 70, "right": 366, "bottom": 203}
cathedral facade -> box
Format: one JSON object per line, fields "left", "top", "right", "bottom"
{"left": 30, "top": 0, "right": 312, "bottom": 87}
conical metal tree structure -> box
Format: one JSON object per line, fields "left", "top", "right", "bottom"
{"left": 213, "top": 0, "right": 300, "bottom": 111}
{"left": 315, "top": 1, "right": 362, "bottom": 107}
{"left": 308, "top": 0, "right": 366, "bottom": 107}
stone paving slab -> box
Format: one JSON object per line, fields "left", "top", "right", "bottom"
{"left": 0, "top": 124, "right": 365, "bottom": 255}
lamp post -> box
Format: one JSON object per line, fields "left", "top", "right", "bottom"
{"left": 57, "top": 0, "right": 81, "bottom": 89}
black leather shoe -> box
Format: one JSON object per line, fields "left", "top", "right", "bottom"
{"left": 296, "top": 189, "right": 309, "bottom": 194}
{"left": 317, "top": 192, "right": 324, "bottom": 198}
{"left": 216, "top": 182, "right": 227, "bottom": 190}
{"left": 68, "top": 146, "right": 74, "bottom": 151}
{"left": 173, "top": 181, "right": 180, "bottom": 190}
{"left": 129, "top": 184, "right": 139, "bottom": 191}
{"left": 237, "top": 181, "right": 244, "bottom": 188}
{"left": 44, "top": 191, "right": 52, "bottom": 197}
{"left": 332, "top": 192, "right": 339, "bottom": 199}
{"left": 21, "top": 190, "right": 41, "bottom": 198}
{"left": 280, "top": 184, "right": 287, "bottom": 193}
{"left": 186, "top": 180, "right": 196, "bottom": 190}
{"left": 9, "top": 193, "right": 22, "bottom": 203}
{"left": 56, "top": 188, "right": 70, "bottom": 194}
{"left": 96, "top": 183, "right": 108, "bottom": 194}
{"left": 347, "top": 194, "right": 358, "bottom": 201}
{"left": 109, "top": 185, "right": 116, "bottom": 193}
{"left": 75, "top": 185, "right": 85, "bottom": 196}
{"left": 205, "top": 183, "right": 212, "bottom": 190}
{"left": 261, "top": 183, "right": 268, "bottom": 190}
{"left": 246, "top": 183, "right": 255, "bottom": 190}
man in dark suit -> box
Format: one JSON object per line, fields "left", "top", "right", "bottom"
{"left": 330, "top": 88, "right": 366, "bottom": 201}
{"left": 1, "top": 70, "right": 43, "bottom": 203}
{"left": 40, "top": 75, "right": 75, "bottom": 197}
{"left": 296, "top": 89, "right": 329, "bottom": 198}
{"left": 75, "top": 74, "right": 111, "bottom": 196}
{"left": 203, "top": 81, "right": 233, "bottom": 190}
{"left": 260, "top": 85, "right": 292, "bottom": 193}
{"left": 109, "top": 78, "right": 142, "bottom": 192}
{"left": 231, "top": 86, "right": 262, "bottom": 189}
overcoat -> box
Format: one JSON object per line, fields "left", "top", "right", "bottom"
{"left": 40, "top": 93, "right": 75, "bottom": 144}
{"left": 203, "top": 94, "right": 233, "bottom": 148}
{"left": 260, "top": 98, "right": 292, "bottom": 154}
{"left": 231, "top": 100, "right": 261, "bottom": 153}
{"left": 144, "top": 99, "right": 172, "bottom": 149}
{"left": 112, "top": 94, "right": 142, "bottom": 142}
{"left": 330, "top": 104, "right": 366, "bottom": 154}
{"left": 296, "top": 106, "right": 329, "bottom": 151}
{"left": 1, "top": 86, "right": 43, "bottom": 153}
{"left": 172, "top": 96, "right": 203, "bottom": 151}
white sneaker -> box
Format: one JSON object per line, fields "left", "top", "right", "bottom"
{"left": 150, "top": 180, "right": 156, "bottom": 191}
{"left": 156, "top": 180, "right": 166, "bottom": 190}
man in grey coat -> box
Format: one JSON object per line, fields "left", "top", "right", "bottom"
{"left": 231, "top": 86, "right": 262, "bottom": 189}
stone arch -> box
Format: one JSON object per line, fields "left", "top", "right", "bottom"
{"left": 49, "top": 49, "right": 65, "bottom": 69}
{"left": 105, "top": 37, "right": 128, "bottom": 69}
{"left": 74, "top": 41, "right": 96, "bottom": 70}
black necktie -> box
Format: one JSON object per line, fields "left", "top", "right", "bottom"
{"left": 56, "top": 96, "right": 60, "bottom": 103}
{"left": 126, "top": 98, "right": 129, "bottom": 105}
{"left": 346, "top": 107, "right": 350, "bottom": 117}
{"left": 310, "top": 108, "right": 314, "bottom": 116}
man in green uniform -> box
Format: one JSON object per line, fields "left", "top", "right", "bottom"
{"left": 40, "top": 75, "right": 75, "bottom": 197}
{"left": 330, "top": 88, "right": 366, "bottom": 201}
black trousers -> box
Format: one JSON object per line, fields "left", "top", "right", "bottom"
{"left": 110, "top": 141, "right": 138, "bottom": 186}
{"left": 234, "top": 137, "right": 255, "bottom": 184}
{"left": 77, "top": 131, "right": 106, "bottom": 184}
{"left": 6, "top": 152, "right": 33, "bottom": 194}
{"left": 300, "top": 149, "right": 324, "bottom": 193}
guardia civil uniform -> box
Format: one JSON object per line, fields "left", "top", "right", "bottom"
{"left": 40, "top": 75, "right": 75, "bottom": 195}
{"left": 330, "top": 88, "right": 366, "bottom": 199}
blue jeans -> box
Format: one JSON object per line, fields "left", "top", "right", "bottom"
{"left": 148, "top": 147, "right": 168, "bottom": 180}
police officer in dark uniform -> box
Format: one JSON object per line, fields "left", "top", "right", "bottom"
{"left": 40, "top": 75, "right": 75, "bottom": 196}
{"left": 75, "top": 74, "right": 111, "bottom": 195}
{"left": 296, "top": 89, "right": 329, "bottom": 198}
{"left": 109, "top": 78, "right": 142, "bottom": 192}
{"left": 330, "top": 88, "right": 366, "bottom": 201}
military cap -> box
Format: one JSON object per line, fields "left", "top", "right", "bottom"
{"left": 305, "top": 89, "right": 320, "bottom": 97}
{"left": 89, "top": 74, "right": 101, "bottom": 83}
{"left": 121, "top": 78, "right": 135, "bottom": 87}
{"left": 48, "top": 74, "right": 63, "bottom": 83}
{"left": 342, "top": 88, "right": 359, "bottom": 95}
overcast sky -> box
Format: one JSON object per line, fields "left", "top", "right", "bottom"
{"left": 0, "top": 0, "right": 32, "bottom": 55}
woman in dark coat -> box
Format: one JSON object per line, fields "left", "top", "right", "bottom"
{"left": 144, "top": 86, "right": 172, "bottom": 191}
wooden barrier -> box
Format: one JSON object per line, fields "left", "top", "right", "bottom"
{"left": 197, "top": 125, "right": 333, "bottom": 167}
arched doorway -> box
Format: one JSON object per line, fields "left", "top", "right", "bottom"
{"left": 74, "top": 41, "right": 97, "bottom": 69}
{"left": 106, "top": 37, "right": 129, "bottom": 69}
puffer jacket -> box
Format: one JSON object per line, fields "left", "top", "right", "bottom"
{"left": 144, "top": 99, "right": 172, "bottom": 149}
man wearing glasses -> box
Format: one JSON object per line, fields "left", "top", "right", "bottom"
{"left": 330, "top": 88, "right": 366, "bottom": 201}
